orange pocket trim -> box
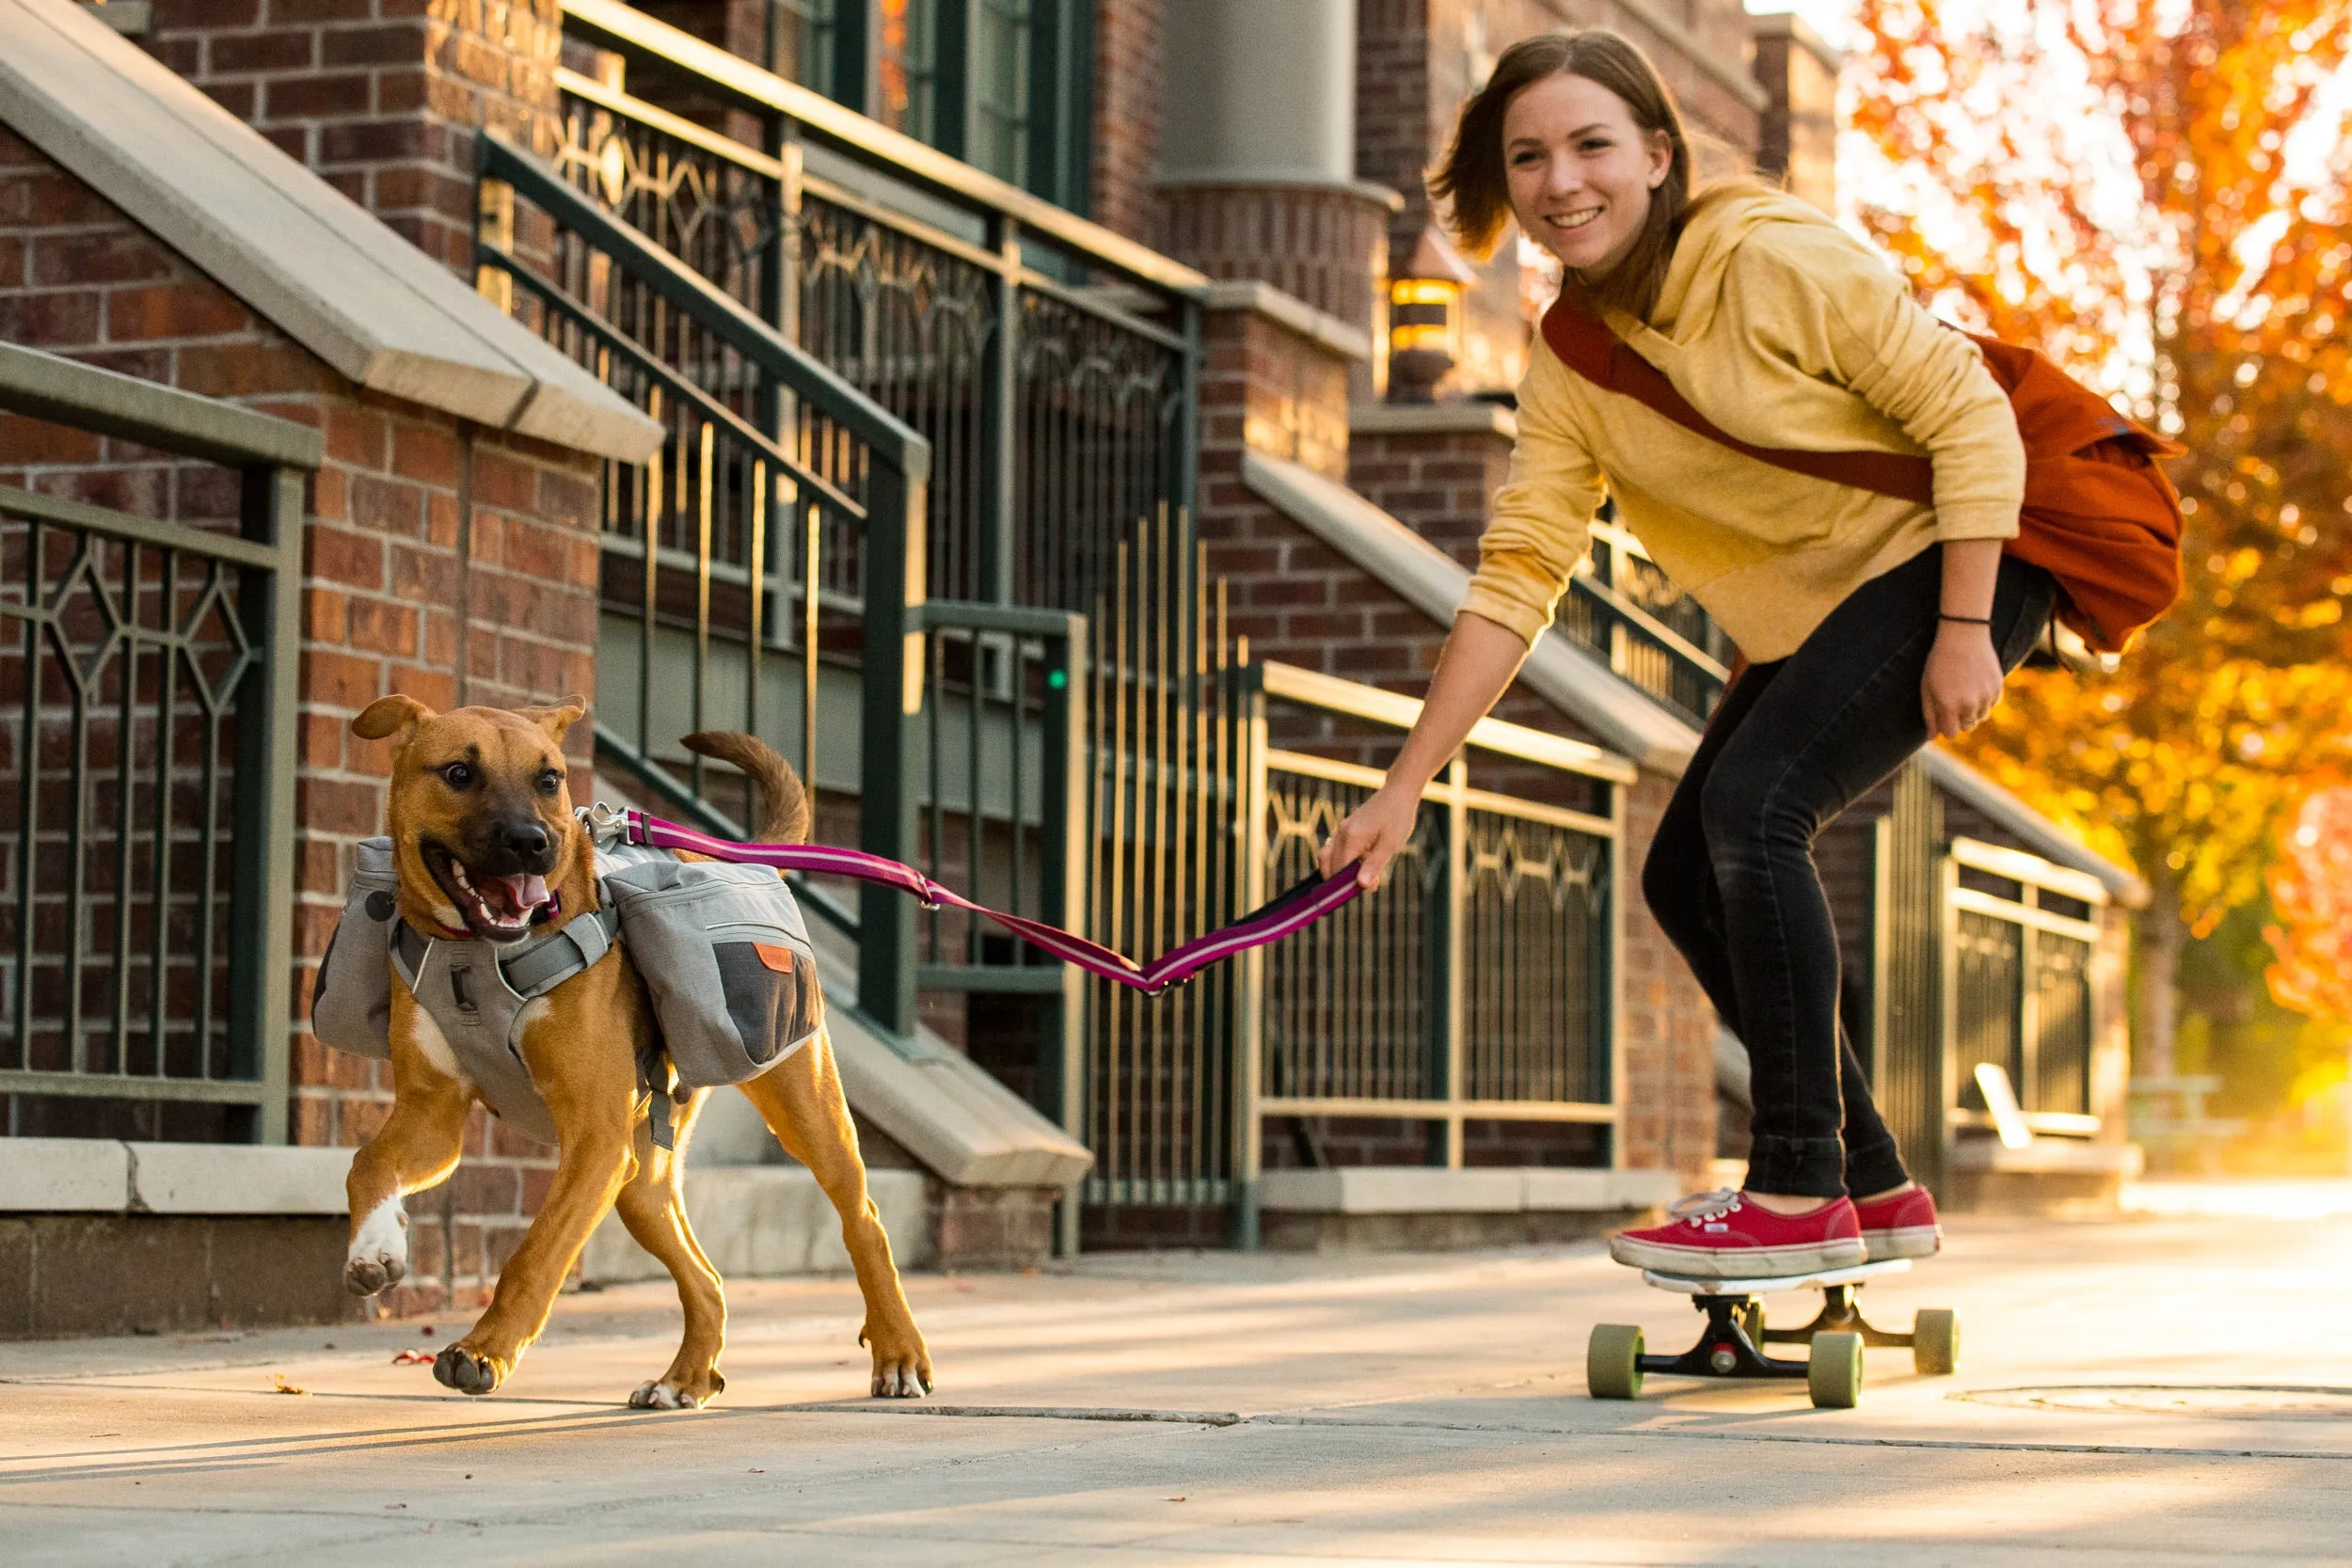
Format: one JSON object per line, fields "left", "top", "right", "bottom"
{"left": 752, "top": 942, "right": 799, "bottom": 974}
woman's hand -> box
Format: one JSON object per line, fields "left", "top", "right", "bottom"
{"left": 1319, "top": 785, "right": 1422, "bottom": 891}
{"left": 1921, "top": 620, "right": 2004, "bottom": 738}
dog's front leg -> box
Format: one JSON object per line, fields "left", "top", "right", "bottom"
{"left": 435, "top": 971, "right": 641, "bottom": 1398}
{"left": 345, "top": 991, "right": 474, "bottom": 1297}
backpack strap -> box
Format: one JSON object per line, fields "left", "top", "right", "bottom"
{"left": 1541, "top": 298, "right": 1938, "bottom": 505}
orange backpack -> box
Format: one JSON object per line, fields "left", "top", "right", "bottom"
{"left": 1539, "top": 299, "right": 2186, "bottom": 654}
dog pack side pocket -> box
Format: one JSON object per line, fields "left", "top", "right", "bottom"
{"left": 601, "top": 859, "right": 826, "bottom": 1089}
{"left": 312, "top": 836, "right": 399, "bottom": 1061}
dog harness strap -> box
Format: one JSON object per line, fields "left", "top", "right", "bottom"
{"left": 498, "top": 907, "right": 620, "bottom": 997}
{"left": 618, "top": 810, "right": 1366, "bottom": 994}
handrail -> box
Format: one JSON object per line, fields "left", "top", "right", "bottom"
{"left": 0, "top": 341, "right": 322, "bottom": 471}
{"left": 1568, "top": 570, "right": 1730, "bottom": 682}
{"left": 561, "top": 0, "right": 1212, "bottom": 299}
{"left": 479, "top": 132, "right": 930, "bottom": 482}
{"left": 1252, "top": 659, "right": 1637, "bottom": 784}
{"left": 480, "top": 246, "right": 866, "bottom": 520}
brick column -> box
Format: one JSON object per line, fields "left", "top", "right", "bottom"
{"left": 1159, "top": 182, "right": 1397, "bottom": 353}
{"left": 1089, "top": 0, "right": 1164, "bottom": 247}
{"left": 142, "top": 0, "right": 565, "bottom": 277}
{"left": 0, "top": 124, "right": 603, "bottom": 1307}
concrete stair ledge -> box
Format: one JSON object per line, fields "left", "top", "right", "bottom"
{"left": 1257, "top": 1166, "right": 1682, "bottom": 1214}
{"left": 0, "top": 1137, "right": 350, "bottom": 1215}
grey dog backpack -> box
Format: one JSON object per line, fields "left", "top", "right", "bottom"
{"left": 310, "top": 816, "right": 824, "bottom": 1146}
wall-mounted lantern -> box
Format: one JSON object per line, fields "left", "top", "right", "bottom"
{"left": 1386, "top": 227, "right": 1479, "bottom": 403}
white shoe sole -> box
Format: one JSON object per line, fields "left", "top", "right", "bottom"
{"left": 1609, "top": 1233, "right": 1867, "bottom": 1278}
{"left": 1861, "top": 1225, "right": 1942, "bottom": 1260}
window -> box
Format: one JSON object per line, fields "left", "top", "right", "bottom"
{"left": 769, "top": 0, "right": 840, "bottom": 94}
{"left": 971, "top": 0, "right": 1032, "bottom": 185}
{"left": 875, "top": 0, "right": 943, "bottom": 145}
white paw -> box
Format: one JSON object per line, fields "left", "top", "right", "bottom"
{"left": 344, "top": 1196, "right": 409, "bottom": 1296}
{"left": 628, "top": 1380, "right": 694, "bottom": 1410}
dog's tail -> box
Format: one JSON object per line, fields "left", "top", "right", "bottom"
{"left": 679, "top": 732, "right": 813, "bottom": 846}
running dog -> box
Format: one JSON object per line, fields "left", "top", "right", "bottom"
{"left": 339, "top": 695, "right": 931, "bottom": 1406}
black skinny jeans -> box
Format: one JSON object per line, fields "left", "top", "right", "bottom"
{"left": 1641, "top": 545, "right": 2056, "bottom": 1199}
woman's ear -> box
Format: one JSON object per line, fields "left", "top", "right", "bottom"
{"left": 1647, "top": 128, "right": 1675, "bottom": 190}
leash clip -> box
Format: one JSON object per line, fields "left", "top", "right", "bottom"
{"left": 585, "top": 801, "right": 629, "bottom": 847}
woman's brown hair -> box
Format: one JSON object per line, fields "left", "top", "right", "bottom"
{"left": 1428, "top": 29, "right": 1701, "bottom": 323}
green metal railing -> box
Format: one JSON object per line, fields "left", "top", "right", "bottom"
{"left": 1563, "top": 515, "right": 1735, "bottom": 727}
{"left": 0, "top": 343, "right": 312, "bottom": 1141}
{"left": 479, "top": 130, "right": 935, "bottom": 1039}
{"left": 1944, "top": 835, "right": 2105, "bottom": 1137}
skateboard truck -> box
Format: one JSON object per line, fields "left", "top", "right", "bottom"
{"left": 1586, "top": 1259, "right": 1959, "bottom": 1410}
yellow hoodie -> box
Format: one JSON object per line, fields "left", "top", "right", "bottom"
{"left": 1458, "top": 187, "right": 2026, "bottom": 662}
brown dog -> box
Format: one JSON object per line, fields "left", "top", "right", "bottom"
{"left": 339, "top": 695, "right": 931, "bottom": 1406}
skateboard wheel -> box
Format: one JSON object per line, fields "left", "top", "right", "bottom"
{"left": 1587, "top": 1323, "right": 1645, "bottom": 1401}
{"left": 1912, "top": 1307, "right": 1960, "bottom": 1375}
{"left": 1808, "top": 1331, "right": 1864, "bottom": 1409}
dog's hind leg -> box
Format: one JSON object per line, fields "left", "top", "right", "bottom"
{"left": 612, "top": 1094, "right": 729, "bottom": 1410}
{"left": 737, "top": 1030, "right": 932, "bottom": 1398}
{"left": 344, "top": 997, "right": 474, "bottom": 1298}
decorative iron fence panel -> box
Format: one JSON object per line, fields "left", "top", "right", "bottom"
{"left": 0, "top": 344, "right": 310, "bottom": 1141}
{"left": 1944, "top": 835, "right": 2105, "bottom": 1135}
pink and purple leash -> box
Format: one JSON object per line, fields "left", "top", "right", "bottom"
{"left": 614, "top": 808, "right": 1367, "bottom": 995}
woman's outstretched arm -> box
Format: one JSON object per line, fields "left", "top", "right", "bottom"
{"left": 1317, "top": 612, "right": 1530, "bottom": 888}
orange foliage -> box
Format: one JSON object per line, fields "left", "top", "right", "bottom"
{"left": 2266, "top": 788, "right": 2352, "bottom": 1022}
{"left": 1846, "top": 1, "right": 2352, "bottom": 942}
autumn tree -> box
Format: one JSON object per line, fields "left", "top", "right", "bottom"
{"left": 1844, "top": 0, "right": 2352, "bottom": 1070}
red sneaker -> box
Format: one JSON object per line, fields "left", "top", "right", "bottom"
{"left": 1609, "top": 1189, "right": 1866, "bottom": 1278}
{"left": 1853, "top": 1185, "right": 1941, "bottom": 1259}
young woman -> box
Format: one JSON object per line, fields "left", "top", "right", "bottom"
{"left": 1318, "top": 30, "right": 2056, "bottom": 1278}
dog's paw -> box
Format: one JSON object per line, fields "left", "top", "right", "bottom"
{"left": 868, "top": 1344, "right": 932, "bottom": 1400}
{"left": 627, "top": 1375, "right": 718, "bottom": 1411}
{"left": 343, "top": 1199, "right": 409, "bottom": 1297}
{"left": 433, "top": 1342, "right": 507, "bottom": 1397}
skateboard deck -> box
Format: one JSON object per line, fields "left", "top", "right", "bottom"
{"left": 1640, "top": 1258, "right": 1911, "bottom": 1295}
{"left": 1589, "top": 1256, "right": 1954, "bottom": 1409}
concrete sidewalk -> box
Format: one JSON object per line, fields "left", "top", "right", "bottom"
{"left": 5, "top": 1207, "right": 2350, "bottom": 1565}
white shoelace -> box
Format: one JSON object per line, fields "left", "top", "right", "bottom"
{"left": 1667, "top": 1187, "right": 1743, "bottom": 1227}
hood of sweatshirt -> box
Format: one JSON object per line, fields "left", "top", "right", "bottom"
{"left": 1617, "top": 184, "right": 1846, "bottom": 346}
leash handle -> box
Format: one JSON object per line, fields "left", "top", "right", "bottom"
{"left": 619, "top": 809, "right": 1365, "bottom": 994}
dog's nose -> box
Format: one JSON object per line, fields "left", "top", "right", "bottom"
{"left": 497, "top": 820, "right": 552, "bottom": 861}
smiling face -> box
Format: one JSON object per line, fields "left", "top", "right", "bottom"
{"left": 1502, "top": 71, "right": 1674, "bottom": 278}
{"left": 354, "top": 697, "right": 587, "bottom": 944}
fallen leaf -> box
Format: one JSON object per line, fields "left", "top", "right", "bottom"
{"left": 1167, "top": 1497, "right": 1187, "bottom": 1503}
{"left": 271, "top": 1374, "right": 308, "bottom": 1396}
{"left": 747, "top": 1467, "right": 765, "bottom": 1474}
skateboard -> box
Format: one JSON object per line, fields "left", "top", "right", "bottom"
{"left": 1585, "top": 1259, "right": 1958, "bottom": 1409}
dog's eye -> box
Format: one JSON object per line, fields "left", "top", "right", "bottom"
{"left": 440, "top": 763, "right": 477, "bottom": 790}
{"left": 536, "top": 768, "right": 563, "bottom": 796}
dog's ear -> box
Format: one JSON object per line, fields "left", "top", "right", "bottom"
{"left": 352, "top": 694, "right": 432, "bottom": 743}
{"left": 522, "top": 699, "right": 587, "bottom": 744}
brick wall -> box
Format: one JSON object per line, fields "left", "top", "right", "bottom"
{"left": 1161, "top": 185, "right": 1393, "bottom": 348}
{"left": 0, "top": 129, "right": 602, "bottom": 1307}
{"left": 142, "top": 0, "right": 564, "bottom": 278}
{"left": 1089, "top": 0, "right": 1163, "bottom": 246}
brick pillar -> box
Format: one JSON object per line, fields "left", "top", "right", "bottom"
{"left": 142, "top": 0, "right": 565, "bottom": 276}
{"left": 1090, "top": 0, "right": 1164, "bottom": 247}
{"left": 1751, "top": 11, "right": 1841, "bottom": 214}
{"left": 1159, "top": 182, "right": 1396, "bottom": 353}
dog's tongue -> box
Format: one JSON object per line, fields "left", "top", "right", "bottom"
{"left": 489, "top": 873, "right": 551, "bottom": 918}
